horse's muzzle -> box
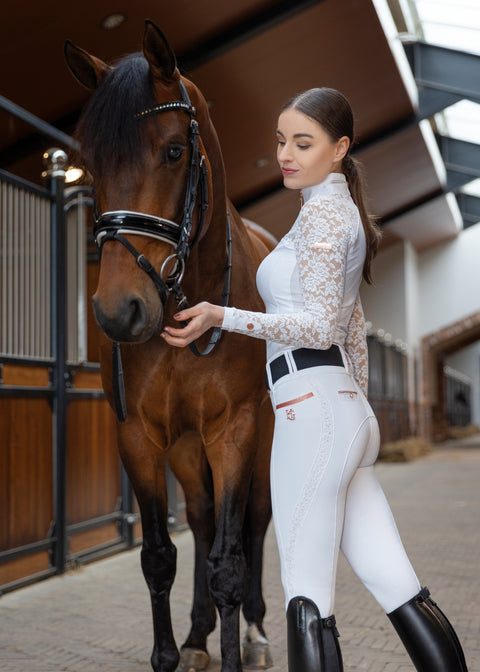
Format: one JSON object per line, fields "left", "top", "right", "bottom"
{"left": 92, "top": 293, "right": 161, "bottom": 343}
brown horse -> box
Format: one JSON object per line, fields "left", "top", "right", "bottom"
{"left": 65, "top": 19, "right": 275, "bottom": 672}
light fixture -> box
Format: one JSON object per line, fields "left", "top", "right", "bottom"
{"left": 100, "top": 12, "right": 127, "bottom": 30}
{"left": 65, "top": 167, "right": 84, "bottom": 184}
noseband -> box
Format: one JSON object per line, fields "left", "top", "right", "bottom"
{"left": 93, "top": 80, "right": 232, "bottom": 421}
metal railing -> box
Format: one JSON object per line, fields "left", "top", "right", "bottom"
{"left": 65, "top": 187, "right": 90, "bottom": 364}
{"left": 0, "top": 171, "right": 91, "bottom": 364}
{"left": 0, "top": 172, "right": 52, "bottom": 359}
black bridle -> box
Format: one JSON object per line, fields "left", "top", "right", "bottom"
{"left": 93, "top": 80, "right": 232, "bottom": 421}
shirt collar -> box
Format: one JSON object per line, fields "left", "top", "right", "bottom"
{"left": 301, "top": 172, "right": 348, "bottom": 204}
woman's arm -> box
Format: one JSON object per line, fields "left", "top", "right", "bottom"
{"left": 162, "top": 199, "right": 353, "bottom": 349}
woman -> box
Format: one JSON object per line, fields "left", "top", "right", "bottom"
{"left": 162, "top": 88, "right": 467, "bottom": 672}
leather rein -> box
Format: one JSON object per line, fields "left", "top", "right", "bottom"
{"left": 93, "top": 80, "right": 232, "bottom": 421}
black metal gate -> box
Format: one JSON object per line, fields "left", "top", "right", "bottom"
{"left": 0, "top": 97, "right": 141, "bottom": 594}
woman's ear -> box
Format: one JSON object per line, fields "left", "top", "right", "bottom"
{"left": 335, "top": 136, "right": 350, "bottom": 162}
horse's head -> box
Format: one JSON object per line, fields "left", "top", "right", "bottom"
{"left": 65, "top": 21, "right": 219, "bottom": 343}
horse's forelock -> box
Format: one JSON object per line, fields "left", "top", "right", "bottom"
{"left": 75, "top": 53, "right": 156, "bottom": 174}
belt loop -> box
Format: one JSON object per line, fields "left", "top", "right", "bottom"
{"left": 284, "top": 349, "right": 297, "bottom": 374}
{"left": 338, "top": 345, "right": 350, "bottom": 372}
{"left": 265, "top": 363, "right": 274, "bottom": 390}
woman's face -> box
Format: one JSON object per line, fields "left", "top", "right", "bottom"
{"left": 276, "top": 108, "right": 349, "bottom": 190}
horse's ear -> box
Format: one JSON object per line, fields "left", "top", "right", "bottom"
{"left": 64, "top": 40, "right": 112, "bottom": 90}
{"left": 143, "top": 20, "right": 178, "bottom": 82}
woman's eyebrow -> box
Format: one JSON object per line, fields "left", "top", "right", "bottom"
{"left": 276, "top": 130, "right": 314, "bottom": 139}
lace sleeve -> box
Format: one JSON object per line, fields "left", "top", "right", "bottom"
{"left": 344, "top": 295, "right": 369, "bottom": 395}
{"left": 222, "top": 198, "right": 353, "bottom": 348}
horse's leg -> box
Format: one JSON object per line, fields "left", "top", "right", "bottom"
{"left": 119, "top": 428, "right": 179, "bottom": 672}
{"left": 169, "top": 433, "right": 216, "bottom": 672}
{"left": 241, "top": 503, "right": 272, "bottom": 670}
{"left": 242, "top": 400, "right": 274, "bottom": 669}
{"left": 205, "top": 407, "right": 261, "bottom": 672}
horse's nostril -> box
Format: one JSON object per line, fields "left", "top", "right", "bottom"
{"left": 128, "top": 296, "right": 148, "bottom": 336}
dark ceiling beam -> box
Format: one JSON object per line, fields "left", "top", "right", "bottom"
{"left": 435, "top": 134, "right": 480, "bottom": 230}
{"left": 417, "top": 88, "right": 463, "bottom": 120}
{"left": 447, "top": 169, "right": 478, "bottom": 193}
{"left": 456, "top": 193, "right": 480, "bottom": 230}
{"left": 177, "top": 0, "right": 325, "bottom": 72}
{"left": 404, "top": 41, "right": 480, "bottom": 117}
{"left": 436, "top": 135, "right": 480, "bottom": 191}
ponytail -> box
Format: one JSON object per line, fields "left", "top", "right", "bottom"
{"left": 342, "top": 154, "right": 381, "bottom": 285}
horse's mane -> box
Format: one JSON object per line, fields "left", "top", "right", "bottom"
{"left": 74, "top": 53, "right": 155, "bottom": 174}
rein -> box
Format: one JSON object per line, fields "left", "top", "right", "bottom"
{"left": 93, "top": 80, "right": 232, "bottom": 421}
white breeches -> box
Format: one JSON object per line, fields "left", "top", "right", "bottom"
{"left": 268, "top": 359, "right": 420, "bottom": 617}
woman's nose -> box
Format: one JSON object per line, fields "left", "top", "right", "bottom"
{"left": 278, "top": 144, "right": 291, "bottom": 162}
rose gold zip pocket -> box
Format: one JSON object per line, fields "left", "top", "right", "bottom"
{"left": 276, "top": 391, "right": 314, "bottom": 422}
{"left": 276, "top": 392, "right": 314, "bottom": 410}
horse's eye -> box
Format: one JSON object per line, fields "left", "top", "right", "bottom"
{"left": 167, "top": 144, "right": 185, "bottom": 162}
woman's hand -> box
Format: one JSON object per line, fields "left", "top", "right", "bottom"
{"left": 161, "top": 302, "right": 225, "bottom": 348}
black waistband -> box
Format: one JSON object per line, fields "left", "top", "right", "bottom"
{"left": 267, "top": 346, "right": 344, "bottom": 389}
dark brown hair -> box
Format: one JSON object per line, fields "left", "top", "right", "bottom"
{"left": 282, "top": 87, "right": 381, "bottom": 284}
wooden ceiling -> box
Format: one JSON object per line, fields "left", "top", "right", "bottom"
{"left": 0, "top": 0, "right": 459, "bottom": 249}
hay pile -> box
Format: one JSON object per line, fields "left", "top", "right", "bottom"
{"left": 378, "top": 436, "right": 433, "bottom": 463}
{"left": 445, "top": 423, "right": 480, "bottom": 440}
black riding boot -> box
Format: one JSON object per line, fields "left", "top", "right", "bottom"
{"left": 287, "top": 596, "right": 343, "bottom": 672}
{"left": 387, "top": 587, "right": 468, "bottom": 671}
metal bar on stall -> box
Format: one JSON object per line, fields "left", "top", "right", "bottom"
{"left": 45, "top": 148, "right": 69, "bottom": 576}
{"left": 0, "top": 94, "right": 79, "bottom": 151}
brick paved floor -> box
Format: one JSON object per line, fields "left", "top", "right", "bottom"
{"left": 1, "top": 441, "right": 479, "bottom": 671}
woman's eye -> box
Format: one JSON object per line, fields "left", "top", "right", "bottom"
{"left": 297, "top": 145, "right": 310, "bottom": 150}
{"left": 167, "top": 145, "right": 185, "bottom": 161}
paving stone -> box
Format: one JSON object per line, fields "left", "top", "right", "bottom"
{"left": 0, "top": 441, "right": 479, "bottom": 671}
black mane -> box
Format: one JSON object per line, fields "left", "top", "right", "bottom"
{"left": 75, "top": 53, "right": 155, "bottom": 174}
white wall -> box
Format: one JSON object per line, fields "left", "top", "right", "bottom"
{"left": 418, "top": 225, "right": 480, "bottom": 335}
{"left": 360, "top": 240, "right": 408, "bottom": 341}
{"left": 362, "top": 225, "right": 480, "bottom": 341}
{"left": 360, "top": 229, "right": 480, "bottom": 424}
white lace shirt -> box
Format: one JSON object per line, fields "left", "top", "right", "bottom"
{"left": 222, "top": 172, "right": 369, "bottom": 394}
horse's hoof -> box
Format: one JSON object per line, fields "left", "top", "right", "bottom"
{"left": 242, "top": 641, "right": 273, "bottom": 669}
{"left": 242, "top": 624, "right": 273, "bottom": 670}
{"left": 175, "top": 647, "right": 210, "bottom": 672}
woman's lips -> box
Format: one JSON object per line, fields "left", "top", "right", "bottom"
{"left": 281, "top": 168, "right": 298, "bottom": 176}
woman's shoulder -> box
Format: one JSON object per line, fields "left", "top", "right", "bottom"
{"left": 299, "top": 193, "right": 359, "bottom": 237}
